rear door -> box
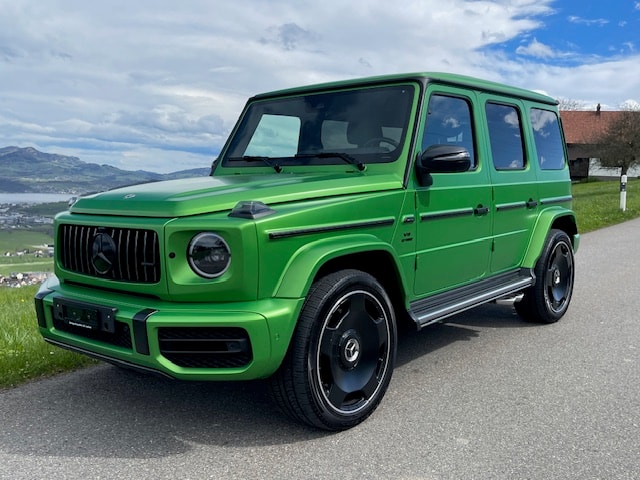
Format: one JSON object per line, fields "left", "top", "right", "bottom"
{"left": 480, "top": 97, "right": 540, "bottom": 274}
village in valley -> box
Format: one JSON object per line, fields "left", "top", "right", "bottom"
{"left": 0, "top": 203, "right": 54, "bottom": 229}
{"left": 0, "top": 271, "right": 51, "bottom": 288}
{"left": 0, "top": 201, "right": 56, "bottom": 288}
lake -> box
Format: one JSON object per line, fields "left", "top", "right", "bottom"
{"left": 0, "top": 193, "right": 74, "bottom": 204}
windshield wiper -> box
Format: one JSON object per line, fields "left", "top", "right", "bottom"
{"left": 295, "top": 152, "right": 365, "bottom": 171}
{"left": 227, "top": 156, "right": 283, "bottom": 173}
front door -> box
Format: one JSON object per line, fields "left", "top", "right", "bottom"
{"left": 414, "top": 89, "right": 492, "bottom": 296}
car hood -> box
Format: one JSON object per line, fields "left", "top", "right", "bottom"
{"left": 69, "top": 173, "right": 404, "bottom": 217}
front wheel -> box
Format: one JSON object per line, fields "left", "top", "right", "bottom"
{"left": 516, "top": 229, "right": 575, "bottom": 323}
{"left": 270, "top": 270, "right": 397, "bottom": 430}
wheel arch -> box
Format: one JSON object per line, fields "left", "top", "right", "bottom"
{"left": 273, "top": 234, "right": 409, "bottom": 319}
{"left": 314, "top": 250, "right": 408, "bottom": 323}
{"left": 522, "top": 209, "right": 579, "bottom": 268}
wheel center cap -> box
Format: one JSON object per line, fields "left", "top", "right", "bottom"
{"left": 339, "top": 329, "right": 361, "bottom": 369}
{"left": 553, "top": 268, "right": 561, "bottom": 285}
{"left": 345, "top": 338, "right": 360, "bottom": 363}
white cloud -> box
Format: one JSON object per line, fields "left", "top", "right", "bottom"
{"left": 516, "top": 38, "right": 559, "bottom": 59}
{"left": 568, "top": 16, "right": 609, "bottom": 27}
{"left": 498, "top": 56, "right": 640, "bottom": 109}
{"left": 0, "top": 0, "right": 638, "bottom": 173}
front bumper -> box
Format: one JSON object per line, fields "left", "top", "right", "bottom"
{"left": 35, "top": 276, "right": 303, "bottom": 381}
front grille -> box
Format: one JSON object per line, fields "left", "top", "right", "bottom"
{"left": 158, "top": 327, "right": 253, "bottom": 368}
{"left": 58, "top": 224, "right": 161, "bottom": 283}
{"left": 52, "top": 311, "right": 133, "bottom": 350}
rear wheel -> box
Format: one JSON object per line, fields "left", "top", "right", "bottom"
{"left": 516, "top": 229, "right": 575, "bottom": 323}
{"left": 270, "top": 269, "right": 396, "bottom": 430}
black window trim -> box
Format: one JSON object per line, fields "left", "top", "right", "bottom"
{"left": 529, "top": 106, "right": 567, "bottom": 171}
{"left": 422, "top": 91, "right": 479, "bottom": 172}
{"left": 485, "top": 100, "right": 528, "bottom": 172}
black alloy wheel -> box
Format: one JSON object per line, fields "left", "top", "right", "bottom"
{"left": 516, "top": 229, "right": 575, "bottom": 323}
{"left": 270, "top": 269, "right": 397, "bottom": 430}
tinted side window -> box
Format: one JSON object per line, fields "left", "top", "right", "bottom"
{"left": 486, "top": 103, "right": 525, "bottom": 170}
{"left": 423, "top": 94, "right": 475, "bottom": 168}
{"left": 530, "top": 108, "right": 566, "bottom": 170}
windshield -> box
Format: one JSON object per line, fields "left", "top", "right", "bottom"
{"left": 221, "top": 84, "right": 415, "bottom": 169}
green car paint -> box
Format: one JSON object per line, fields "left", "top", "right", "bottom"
{"left": 35, "top": 72, "right": 578, "bottom": 428}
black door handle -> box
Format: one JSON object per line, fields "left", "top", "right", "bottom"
{"left": 474, "top": 205, "right": 489, "bottom": 216}
{"left": 526, "top": 199, "right": 538, "bottom": 209}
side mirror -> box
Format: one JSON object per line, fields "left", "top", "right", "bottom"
{"left": 416, "top": 145, "right": 471, "bottom": 186}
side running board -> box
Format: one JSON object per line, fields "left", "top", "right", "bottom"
{"left": 409, "top": 269, "right": 535, "bottom": 329}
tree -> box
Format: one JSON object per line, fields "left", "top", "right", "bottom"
{"left": 594, "top": 108, "right": 640, "bottom": 176}
{"left": 557, "top": 98, "right": 586, "bottom": 111}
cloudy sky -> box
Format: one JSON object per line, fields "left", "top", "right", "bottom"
{"left": 1, "top": 0, "right": 639, "bottom": 173}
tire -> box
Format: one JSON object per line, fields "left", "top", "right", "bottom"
{"left": 515, "top": 229, "right": 575, "bottom": 323}
{"left": 270, "top": 269, "right": 397, "bottom": 431}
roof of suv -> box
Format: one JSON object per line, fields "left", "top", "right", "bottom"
{"left": 251, "top": 72, "right": 558, "bottom": 106}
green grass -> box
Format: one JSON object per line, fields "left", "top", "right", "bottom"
{"left": 0, "top": 230, "right": 54, "bottom": 276}
{"left": 0, "top": 285, "right": 97, "bottom": 389}
{"left": 0, "top": 262, "right": 54, "bottom": 277}
{"left": 572, "top": 179, "right": 640, "bottom": 232}
{"left": 1, "top": 182, "right": 640, "bottom": 389}
{"left": 0, "top": 230, "right": 53, "bottom": 252}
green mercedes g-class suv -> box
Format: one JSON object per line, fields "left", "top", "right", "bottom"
{"left": 35, "top": 72, "right": 578, "bottom": 430}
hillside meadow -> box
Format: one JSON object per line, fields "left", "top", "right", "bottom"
{"left": 0, "top": 230, "right": 54, "bottom": 277}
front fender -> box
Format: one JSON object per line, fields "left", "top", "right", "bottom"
{"left": 273, "top": 234, "right": 401, "bottom": 299}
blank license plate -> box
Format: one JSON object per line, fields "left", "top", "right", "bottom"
{"left": 53, "top": 298, "right": 117, "bottom": 333}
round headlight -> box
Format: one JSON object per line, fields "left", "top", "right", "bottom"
{"left": 187, "top": 232, "right": 231, "bottom": 278}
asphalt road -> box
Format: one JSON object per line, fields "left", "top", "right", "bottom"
{"left": 1, "top": 218, "right": 639, "bottom": 480}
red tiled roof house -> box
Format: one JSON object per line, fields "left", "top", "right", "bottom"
{"left": 560, "top": 110, "right": 624, "bottom": 179}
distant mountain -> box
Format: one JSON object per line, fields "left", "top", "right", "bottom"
{"left": 0, "top": 146, "right": 211, "bottom": 194}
